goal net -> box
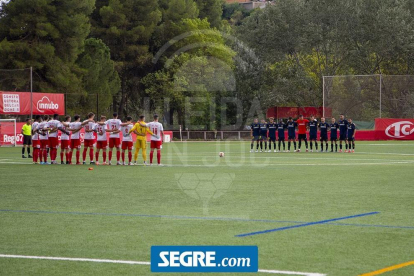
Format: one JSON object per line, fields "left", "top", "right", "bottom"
{"left": 323, "top": 75, "right": 414, "bottom": 129}
{"left": 0, "top": 119, "right": 17, "bottom": 147}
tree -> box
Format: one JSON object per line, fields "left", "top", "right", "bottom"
{"left": 194, "top": 0, "right": 223, "bottom": 29}
{"left": 92, "top": 0, "right": 162, "bottom": 116}
{"left": 0, "top": 0, "right": 95, "bottom": 99}
{"left": 222, "top": 2, "right": 251, "bottom": 26}
{"left": 143, "top": 18, "right": 235, "bottom": 129}
{"left": 237, "top": 0, "right": 414, "bottom": 112}
{"left": 75, "top": 38, "right": 121, "bottom": 115}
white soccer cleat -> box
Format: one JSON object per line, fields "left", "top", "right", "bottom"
{"left": 268, "top": 150, "right": 271, "bottom": 153}
{"left": 117, "top": 161, "right": 121, "bottom": 165}
{"left": 274, "top": 150, "right": 277, "bottom": 153}
{"left": 250, "top": 150, "right": 253, "bottom": 153}
{"left": 143, "top": 161, "right": 148, "bottom": 166}
{"left": 129, "top": 162, "right": 134, "bottom": 165}
{"left": 108, "top": 161, "right": 112, "bottom": 165}
{"left": 255, "top": 150, "right": 258, "bottom": 152}
{"left": 158, "top": 163, "right": 164, "bottom": 166}
{"left": 95, "top": 161, "right": 100, "bottom": 165}
{"left": 310, "top": 150, "right": 313, "bottom": 153}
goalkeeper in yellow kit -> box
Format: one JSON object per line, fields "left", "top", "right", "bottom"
{"left": 127, "top": 115, "right": 159, "bottom": 165}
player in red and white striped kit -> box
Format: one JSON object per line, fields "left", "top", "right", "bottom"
{"left": 46, "top": 114, "right": 70, "bottom": 164}
{"left": 31, "top": 115, "right": 42, "bottom": 164}
{"left": 59, "top": 115, "right": 80, "bottom": 165}
{"left": 38, "top": 115, "right": 50, "bottom": 164}
{"left": 82, "top": 112, "right": 96, "bottom": 165}
{"left": 68, "top": 115, "right": 89, "bottom": 164}
{"left": 94, "top": 115, "right": 109, "bottom": 165}
{"left": 105, "top": 113, "right": 122, "bottom": 165}
{"left": 120, "top": 116, "right": 134, "bottom": 165}
{"left": 147, "top": 114, "right": 164, "bottom": 166}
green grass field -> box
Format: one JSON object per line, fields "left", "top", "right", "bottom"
{"left": 0, "top": 141, "right": 413, "bottom": 276}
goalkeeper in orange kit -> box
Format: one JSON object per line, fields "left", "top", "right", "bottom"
{"left": 127, "top": 115, "right": 159, "bottom": 165}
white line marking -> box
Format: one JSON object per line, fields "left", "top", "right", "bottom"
{"left": 0, "top": 254, "right": 326, "bottom": 276}
{"left": 0, "top": 254, "right": 150, "bottom": 265}
{"left": 258, "top": 269, "right": 326, "bottom": 276}
{"left": 162, "top": 162, "right": 414, "bottom": 167}
{"left": 1, "top": 161, "right": 413, "bottom": 167}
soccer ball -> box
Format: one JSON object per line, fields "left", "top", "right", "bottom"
{"left": 219, "top": 152, "right": 225, "bottom": 157}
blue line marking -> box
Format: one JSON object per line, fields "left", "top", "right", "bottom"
{"left": 235, "top": 212, "right": 380, "bottom": 237}
{"left": 1, "top": 209, "right": 413, "bottom": 230}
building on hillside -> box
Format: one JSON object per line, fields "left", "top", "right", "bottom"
{"left": 225, "top": 0, "right": 270, "bottom": 11}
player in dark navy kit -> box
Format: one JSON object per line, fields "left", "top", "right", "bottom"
{"left": 346, "top": 118, "right": 356, "bottom": 153}
{"left": 277, "top": 119, "right": 287, "bottom": 152}
{"left": 338, "top": 114, "right": 348, "bottom": 152}
{"left": 318, "top": 117, "right": 329, "bottom": 152}
{"left": 250, "top": 118, "right": 260, "bottom": 152}
{"left": 308, "top": 115, "right": 318, "bottom": 152}
{"left": 267, "top": 117, "right": 277, "bottom": 152}
{"left": 286, "top": 117, "right": 297, "bottom": 152}
{"left": 259, "top": 119, "right": 268, "bottom": 152}
{"left": 330, "top": 118, "right": 339, "bottom": 152}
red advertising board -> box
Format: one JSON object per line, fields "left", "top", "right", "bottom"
{"left": 0, "top": 91, "right": 65, "bottom": 115}
{"left": 0, "top": 122, "right": 173, "bottom": 146}
{"left": 266, "top": 107, "right": 332, "bottom": 119}
{"left": 375, "top": 118, "right": 414, "bottom": 140}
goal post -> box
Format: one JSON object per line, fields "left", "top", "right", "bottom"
{"left": 322, "top": 74, "right": 414, "bottom": 125}
{"left": 0, "top": 119, "right": 17, "bottom": 147}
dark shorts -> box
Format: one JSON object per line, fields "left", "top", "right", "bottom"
{"left": 348, "top": 137, "right": 355, "bottom": 142}
{"left": 259, "top": 134, "right": 267, "bottom": 141}
{"left": 331, "top": 137, "right": 338, "bottom": 142}
{"left": 252, "top": 135, "right": 260, "bottom": 141}
{"left": 309, "top": 134, "right": 317, "bottom": 140}
{"left": 268, "top": 136, "right": 276, "bottom": 142}
{"left": 278, "top": 137, "right": 285, "bottom": 141}
{"left": 320, "top": 135, "right": 328, "bottom": 142}
{"left": 23, "top": 135, "right": 32, "bottom": 145}
{"left": 339, "top": 133, "right": 347, "bottom": 141}
{"left": 288, "top": 135, "right": 296, "bottom": 140}
{"left": 298, "top": 134, "right": 307, "bottom": 140}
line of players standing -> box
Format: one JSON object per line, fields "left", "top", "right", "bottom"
{"left": 30, "top": 112, "right": 164, "bottom": 165}
{"left": 250, "top": 114, "right": 356, "bottom": 153}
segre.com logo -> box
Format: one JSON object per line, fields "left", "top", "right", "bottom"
{"left": 151, "top": 246, "right": 258, "bottom": 273}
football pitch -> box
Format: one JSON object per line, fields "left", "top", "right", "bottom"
{"left": 0, "top": 141, "right": 413, "bottom": 276}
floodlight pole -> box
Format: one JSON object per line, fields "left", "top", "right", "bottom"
{"left": 322, "top": 76, "right": 325, "bottom": 117}
{"left": 30, "top": 66, "right": 33, "bottom": 119}
{"left": 379, "top": 74, "right": 382, "bottom": 118}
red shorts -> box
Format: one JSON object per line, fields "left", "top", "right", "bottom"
{"left": 84, "top": 139, "right": 95, "bottom": 147}
{"left": 150, "top": 140, "right": 162, "bottom": 149}
{"left": 61, "top": 140, "right": 71, "bottom": 150}
{"left": 96, "top": 140, "right": 108, "bottom": 149}
{"left": 122, "top": 141, "right": 133, "bottom": 150}
{"left": 109, "top": 137, "right": 121, "bottom": 148}
{"left": 71, "top": 139, "right": 81, "bottom": 149}
{"left": 49, "top": 137, "right": 59, "bottom": 148}
{"left": 32, "top": 140, "right": 40, "bottom": 148}
{"left": 40, "top": 139, "right": 49, "bottom": 149}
